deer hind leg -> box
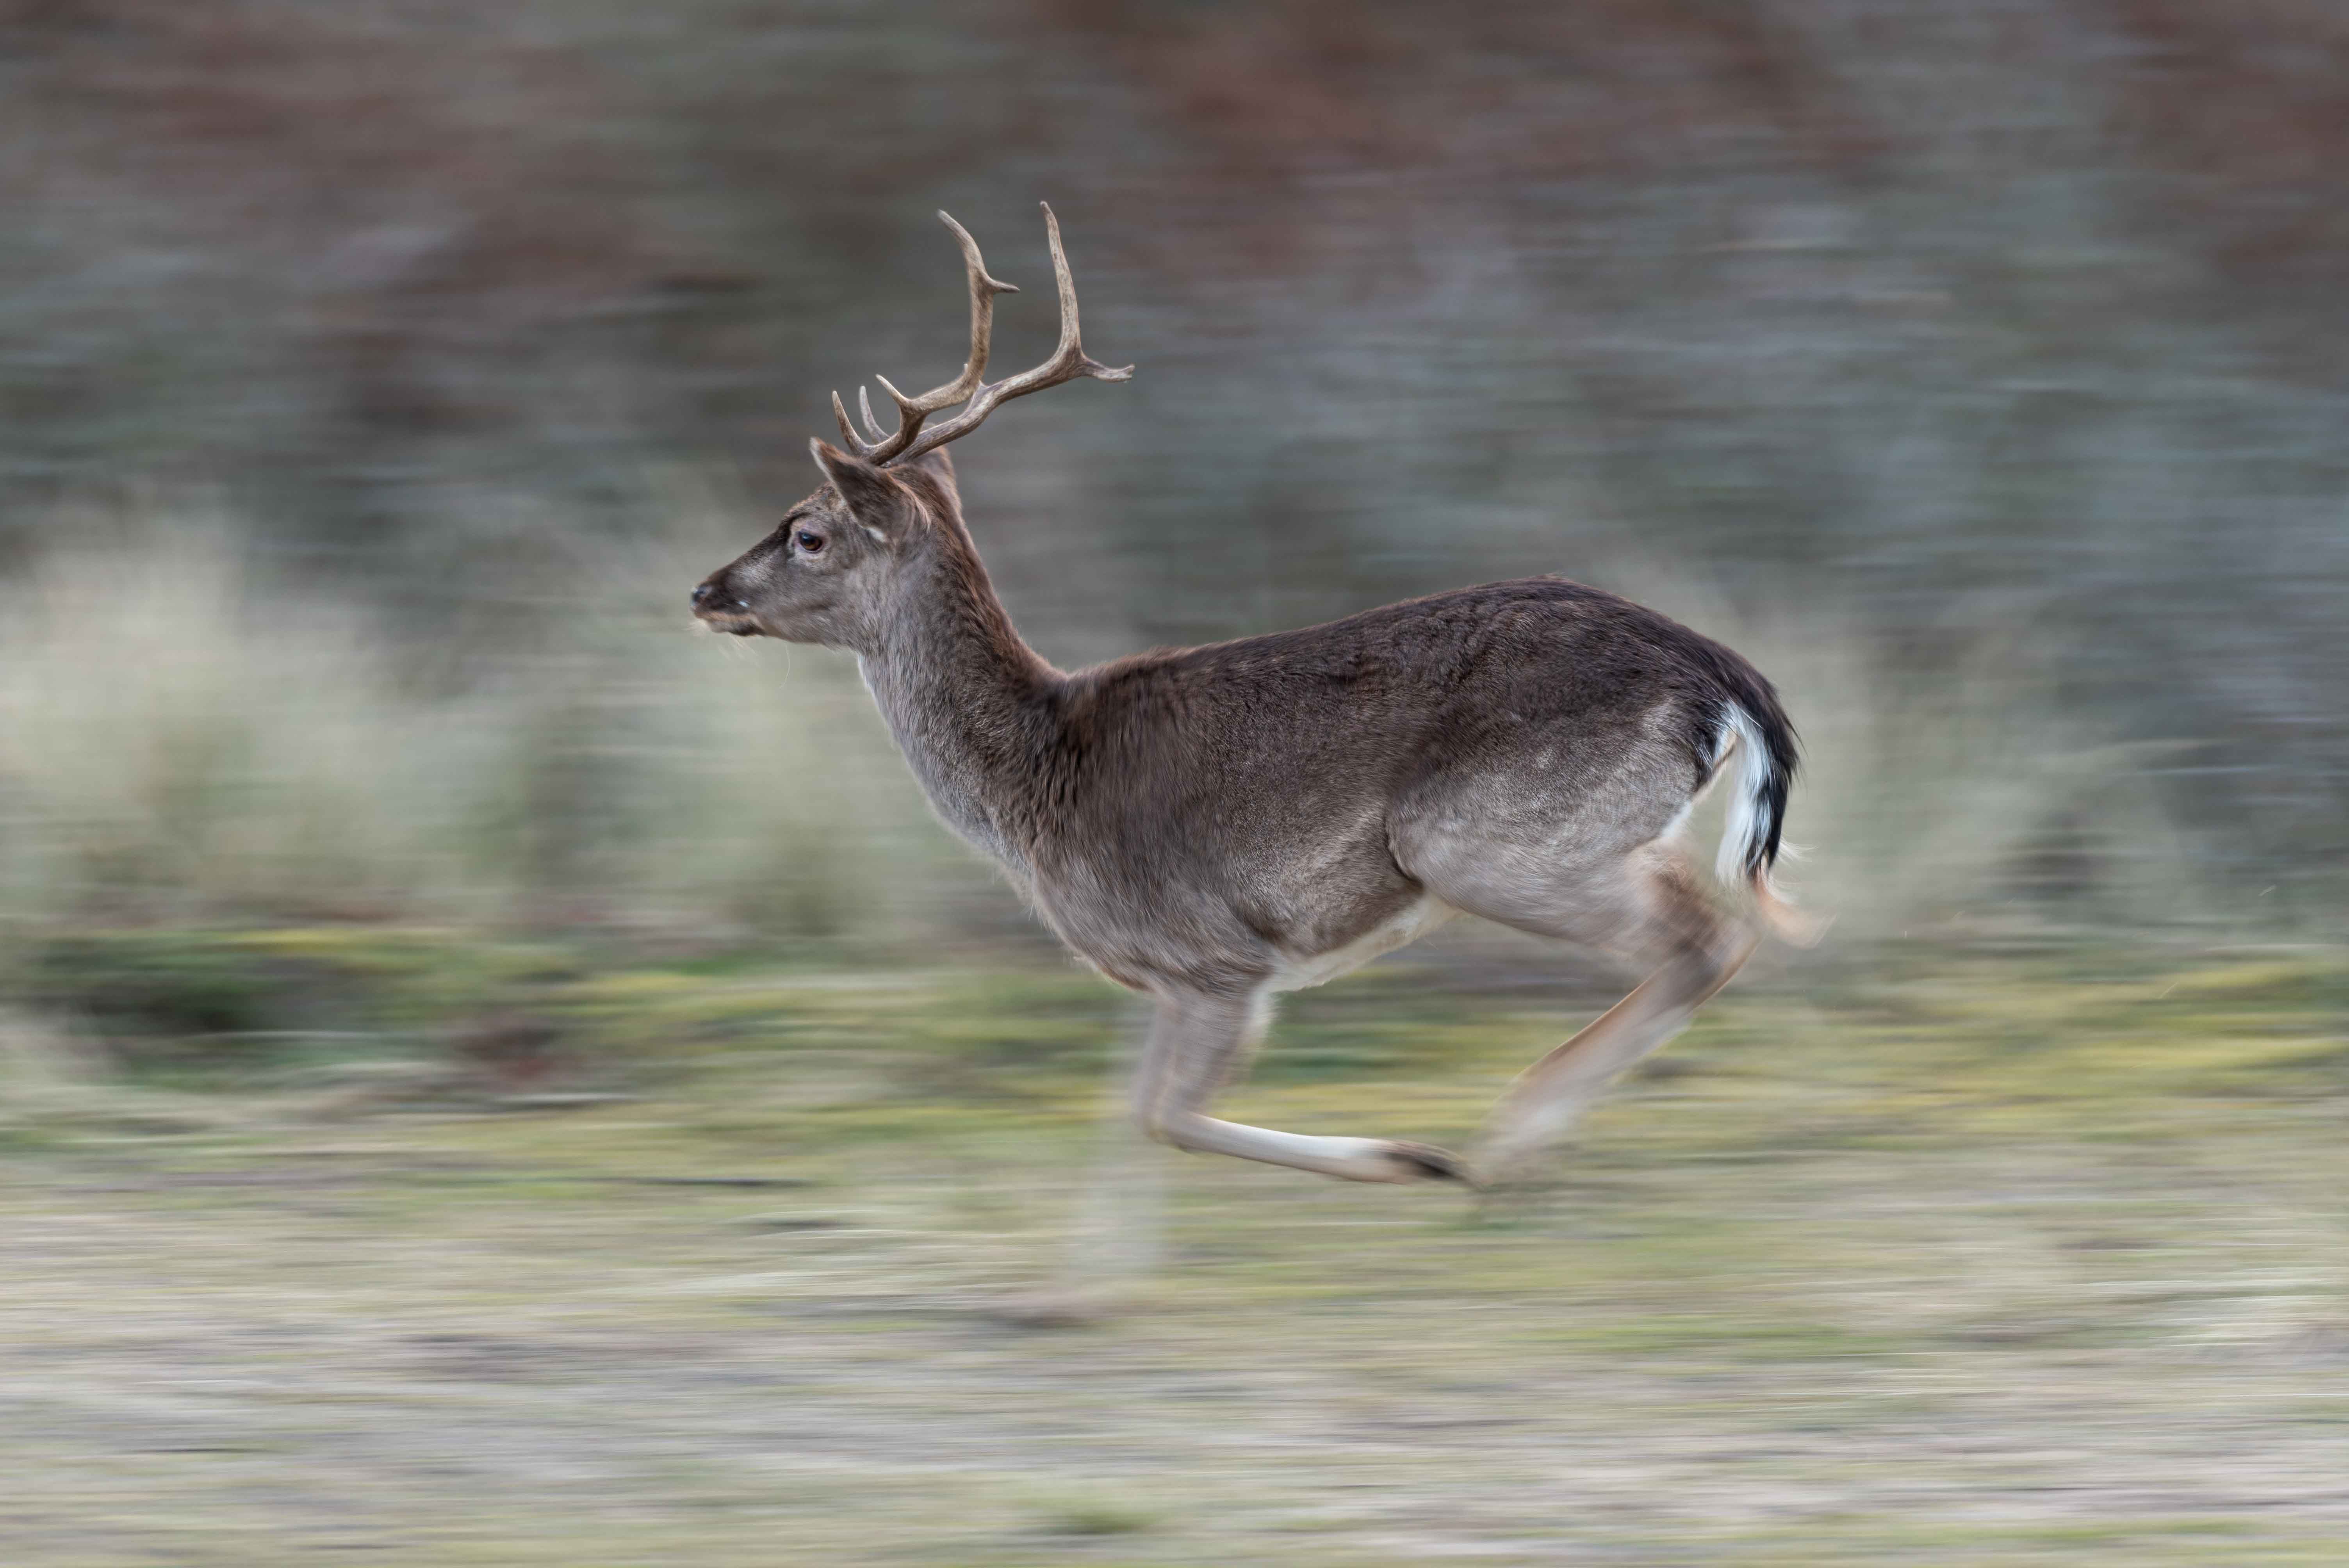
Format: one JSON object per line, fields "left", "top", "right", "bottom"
{"left": 1465, "top": 841, "right": 1759, "bottom": 1183}
{"left": 1132, "top": 986, "right": 1468, "bottom": 1185}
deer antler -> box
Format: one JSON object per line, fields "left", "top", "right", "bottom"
{"left": 830, "top": 211, "right": 1015, "bottom": 464}
{"left": 831, "top": 204, "right": 1131, "bottom": 468}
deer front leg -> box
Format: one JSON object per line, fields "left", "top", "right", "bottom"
{"left": 1132, "top": 987, "right": 1468, "bottom": 1184}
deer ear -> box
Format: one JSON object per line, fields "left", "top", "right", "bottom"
{"left": 900, "top": 448, "right": 961, "bottom": 519}
{"left": 809, "top": 440, "right": 916, "bottom": 534}
{"left": 908, "top": 447, "right": 955, "bottom": 489}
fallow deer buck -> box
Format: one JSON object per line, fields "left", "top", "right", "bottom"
{"left": 693, "top": 205, "right": 1811, "bottom": 1188}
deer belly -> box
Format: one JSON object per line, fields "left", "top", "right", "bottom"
{"left": 1266, "top": 896, "right": 1458, "bottom": 993}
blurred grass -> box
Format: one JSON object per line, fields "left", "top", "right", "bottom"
{"left": 0, "top": 940, "right": 2344, "bottom": 1563}
{"left": 10, "top": 915, "right": 2345, "bottom": 1116}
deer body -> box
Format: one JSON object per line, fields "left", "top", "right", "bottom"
{"left": 695, "top": 208, "right": 1806, "bottom": 1188}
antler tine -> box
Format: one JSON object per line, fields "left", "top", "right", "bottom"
{"left": 831, "top": 389, "right": 884, "bottom": 458}
{"left": 923, "top": 210, "right": 1020, "bottom": 404}
{"left": 893, "top": 203, "right": 1133, "bottom": 467}
{"left": 828, "top": 211, "right": 1019, "bottom": 465}
{"left": 856, "top": 386, "right": 890, "bottom": 444}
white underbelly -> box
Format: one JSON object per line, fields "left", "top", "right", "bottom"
{"left": 1265, "top": 896, "right": 1458, "bottom": 993}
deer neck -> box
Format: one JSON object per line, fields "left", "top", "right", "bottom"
{"left": 856, "top": 533, "right": 1060, "bottom": 872}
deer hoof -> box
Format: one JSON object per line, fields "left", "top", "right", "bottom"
{"left": 1381, "top": 1140, "right": 1476, "bottom": 1185}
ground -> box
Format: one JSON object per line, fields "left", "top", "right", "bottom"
{"left": 2, "top": 941, "right": 2345, "bottom": 1564}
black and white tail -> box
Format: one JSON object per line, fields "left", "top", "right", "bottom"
{"left": 1711, "top": 691, "right": 1820, "bottom": 944}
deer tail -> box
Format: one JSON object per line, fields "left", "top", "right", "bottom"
{"left": 1713, "top": 697, "right": 1825, "bottom": 946}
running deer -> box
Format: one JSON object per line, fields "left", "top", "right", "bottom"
{"left": 692, "top": 206, "right": 1812, "bottom": 1187}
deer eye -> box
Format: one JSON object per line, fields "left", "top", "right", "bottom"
{"left": 794, "top": 530, "right": 825, "bottom": 554}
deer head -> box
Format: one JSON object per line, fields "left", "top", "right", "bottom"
{"left": 691, "top": 205, "right": 1130, "bottom": 650}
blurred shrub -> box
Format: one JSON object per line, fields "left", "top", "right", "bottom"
{"left": 22, "top": 923, "right": 588, "bottom": 1085}
{"left": 0, "top": 507, "right": 975, "bottom": 949}
{"left": 26, "top": 928, "right": 377, "bottom": 1078}
{"left": 35, "top": 931, "right": 298, "bottom": 1039}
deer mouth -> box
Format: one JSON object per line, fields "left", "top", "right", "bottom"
{"left": 693, "top": 604, "right": 766, "bottom": 637}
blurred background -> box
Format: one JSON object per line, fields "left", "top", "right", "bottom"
{"left": 5, "top": 0, "right": 2345, "bottom": 956}
{"left": 6, "top": 8, "right": 2349, "bottom": 1565}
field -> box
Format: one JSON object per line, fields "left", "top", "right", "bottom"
{"left": 3, "top": 937, "right": 2345, "bottom": 1565}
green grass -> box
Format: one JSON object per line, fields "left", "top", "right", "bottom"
{"left": 1, "top": 938, "right": 2345, "bottom": 1564}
